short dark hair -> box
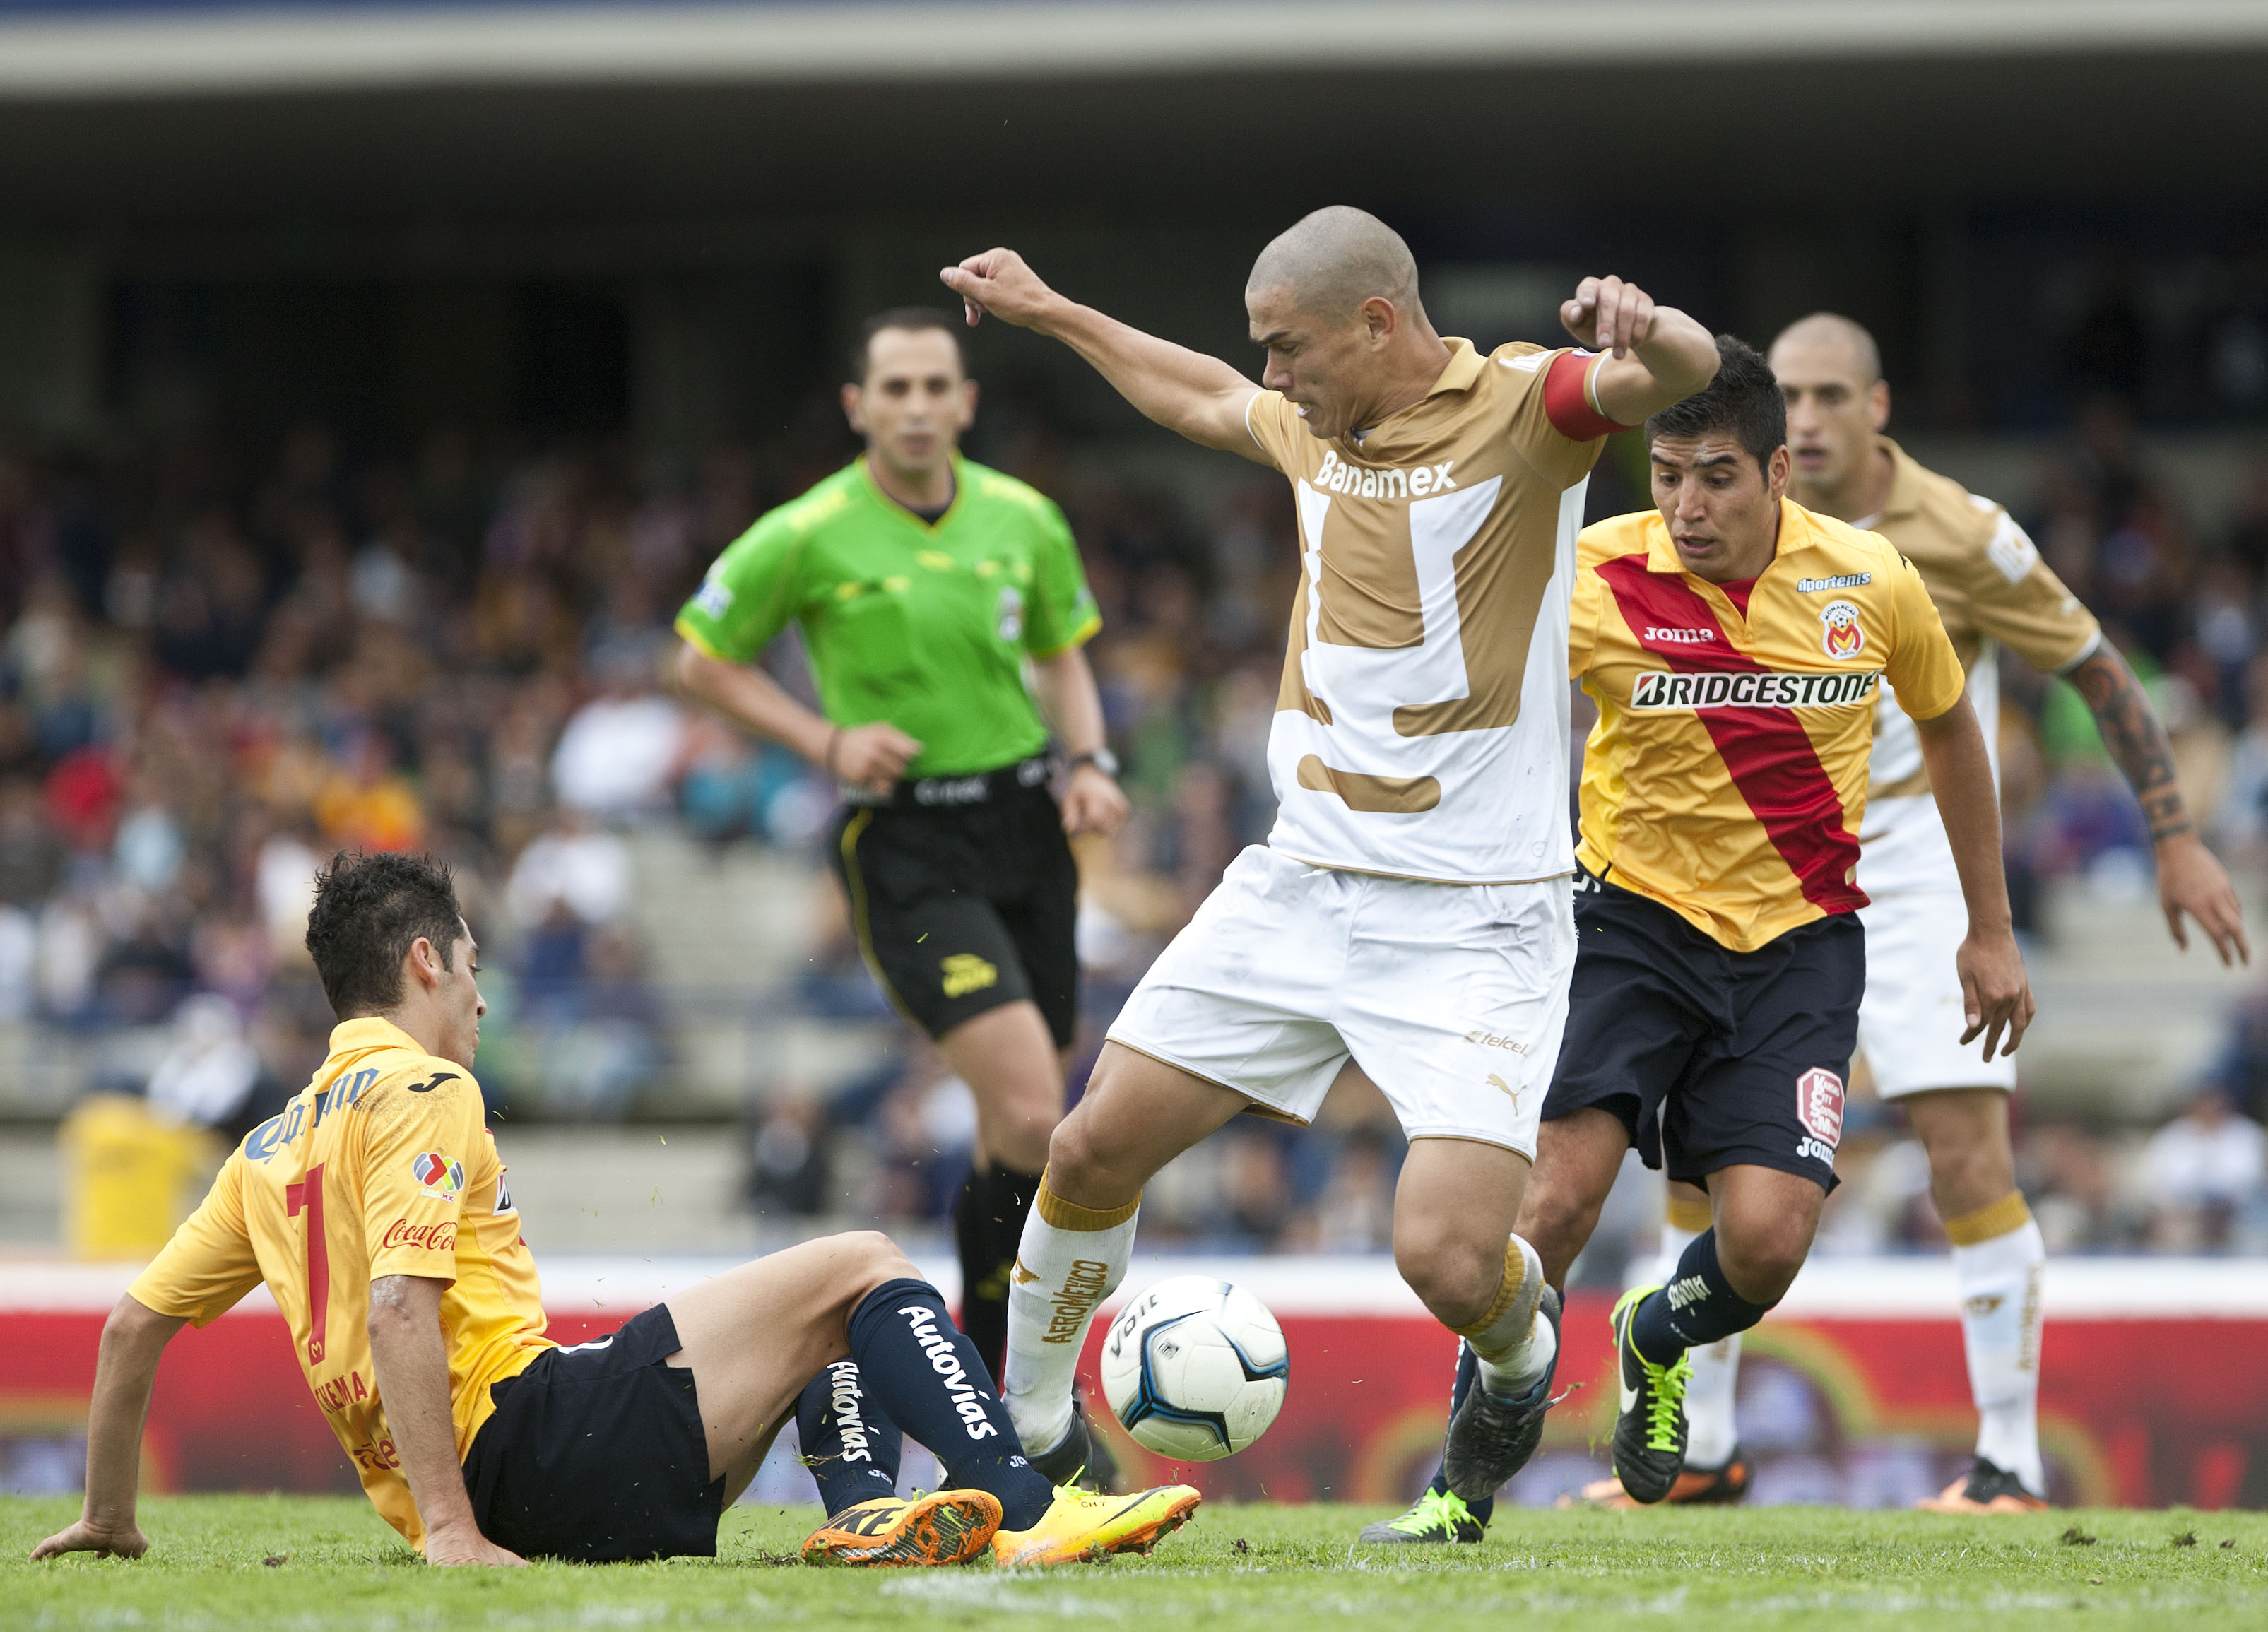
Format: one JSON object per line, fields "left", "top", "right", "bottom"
{"left": 849, "top": 307, "right": 966, "bottom": 384}
{"left": 1646, "top": 334, "right": 1786, "bottom": 473}
{"left": 305, "top": 851, "right": 465, "bottom": 1019}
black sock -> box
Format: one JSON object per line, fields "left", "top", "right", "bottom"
{"left": 848, "top": 1277, "right": 1055, "bottom": 1530}
{"left": 1424, "top": 1340, "right": 1496, "bottom": 1524}
{"left": 1631, "top": 1229, "right": 1776, "bottom": 1366}
{"left": 796, "top": 1359, "right": 904, "bottom": 1517}
{"left": 954, "top": 1161, "right": 1044, "bottom": 1390}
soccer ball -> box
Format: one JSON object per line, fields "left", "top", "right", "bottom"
{"left": 1099, "top": 1275, "right": 1288, "bottom": 1460}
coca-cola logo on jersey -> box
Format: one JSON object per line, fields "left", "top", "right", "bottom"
{"left": 382, "top": 1218, "right": 458, "bottom": 1252}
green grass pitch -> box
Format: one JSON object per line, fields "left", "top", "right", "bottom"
{"left": 8, "top": 1496, "right": 2267, "bottom": 1630}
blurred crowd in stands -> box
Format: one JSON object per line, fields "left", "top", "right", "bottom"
{"left": 4, "top": 377, "right": 2268, "bottom": 1253}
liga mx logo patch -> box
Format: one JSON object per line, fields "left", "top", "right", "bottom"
{"left": 1795, "top": 1068, "right": 1845, "bottom": 1148}
{"left": 412, "top": 1151, "right": 465, "bottom": 1200}
{"left": 1819, "top": 599, "right": 1865, "bottom": 659}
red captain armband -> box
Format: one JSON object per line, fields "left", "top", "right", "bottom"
{"left": 1543, "top": 350, "right": 1638, "bottom": 442}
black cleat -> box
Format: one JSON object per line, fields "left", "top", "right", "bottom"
{"left": 1915, "top": 1455, "right": 2048, "bottom": 1513}
{"left": 1026, "top": 1399, "right": 1101, "bottom": 1491}
{"left": 1441, "top": 1286, "right": 1564, "bottom": 1502}
{"left": 1608, "top": 1284, "right": 1691, "bottom": 1504}
{"left": 1357, "top": 1487, "right": 1487, "bottom": 1544}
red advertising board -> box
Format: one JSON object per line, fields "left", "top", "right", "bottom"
{"left": 4, "top": 1257, "right": 2262, "bottom": 1510}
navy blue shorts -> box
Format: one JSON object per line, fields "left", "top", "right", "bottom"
{"left": 1541, "top": 869, "right": 1862, "bottom": 1193}
{"left": 462, "top": 1303, "right": 724, "bottom": 1561}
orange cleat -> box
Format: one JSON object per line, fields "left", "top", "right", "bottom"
{"left": 801, "top": 1491, "right": 1003, "bottom": 1567}
{"left": 1559, "top": 1447, "right": 1752, "bottom": 1510}
{"left": 1914, "top": 1457, "right": 2048, "bottom": 1514}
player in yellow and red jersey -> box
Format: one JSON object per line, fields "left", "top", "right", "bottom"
{"left": 1379, "top": 336, "right": 2033, "bottom": 1537}
{"left": 1595, "top": 317, "right": 2254, "bottom": 1518}
{"left": 31, "top": 851, "right": 1200, "bottom": 1571}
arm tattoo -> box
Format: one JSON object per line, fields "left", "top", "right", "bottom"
{"left": 2071, "top": 649, "right": 2193, "bottom": 843}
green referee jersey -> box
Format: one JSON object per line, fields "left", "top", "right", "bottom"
{"left": 675, "top": 455, "right": 1102, "bottom": 779}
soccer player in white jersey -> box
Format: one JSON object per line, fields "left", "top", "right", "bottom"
{"left": 1586, "top": 313, "right": 2251, "bottom": 1515}
{"left": 938, "top": 208, "right": 1718, "bottom": 1482}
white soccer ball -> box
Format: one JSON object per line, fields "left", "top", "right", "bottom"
{"left": 1099, "top": 1275, "right": 1288, "bottom": 1461}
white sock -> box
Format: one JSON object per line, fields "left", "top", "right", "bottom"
{"left": 1460, "top": 1236, "right": 1555, "bottom": 1397}
{"left": 1000, "top": 1172, "right": 1138, "bottom": 1457}
{"left": 1949, "top": 1192, "right": 2047, "bottom": 1497}
{"left": 1659, "top": 1209, "right": 1742, "bottom": 1469}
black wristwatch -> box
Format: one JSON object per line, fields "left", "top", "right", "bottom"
{"left": 1068, "top": 748, "right": 1121, "bottom": 778}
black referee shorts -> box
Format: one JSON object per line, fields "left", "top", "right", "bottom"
{"left": 1542, "top": 868, "right": 1862, "bottom": 1194}
{"left": 829, "top": 756, "right": 1080, "bottom": 1049}
{"left": 461, "top": 1304, "right": 723, "bottom": 1561}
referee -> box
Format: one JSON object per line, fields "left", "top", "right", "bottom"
{"left": 673, "top": 307, "right": 1128, "bottom": 1395}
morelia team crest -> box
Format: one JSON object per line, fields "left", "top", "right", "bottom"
{"left": 1795, "top": 1068, "right": 1845, "bottom": 1147}
{"left": 412, "top": 1151, "right": 465, "bottom": 1200}
{"left": 1819, "top": 598, "right": 1866, "bottom": 659}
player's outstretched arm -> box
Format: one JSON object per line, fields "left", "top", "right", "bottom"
{"left": 369, "top": 1275, "right": 526, "bottom": 1567}
{"left": 941, "top": 250, "right": 1265, "bottom": 461}
{"left": 1915, "top": 693, "right": 2036, "bottom": 1061}
{"left": 30, "top": 1294, "right": 184, "bottom": 1561}
{"left": 2065, "top": 644, "right": 2250, "bottom": 966}
{"left": 1559, "top": 276, "right": 1719, "bottom": 427}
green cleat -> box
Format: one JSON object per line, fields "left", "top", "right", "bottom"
{"left": 1608, "top": 1284, "right": 1691, "bottom": 1504}
{"left": 1357, "top": 1487, "right": 1486, "bottom": 1545}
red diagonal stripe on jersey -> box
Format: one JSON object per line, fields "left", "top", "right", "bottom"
{"left": 1596, "top": 554, "right": 1867, "bottom": 915}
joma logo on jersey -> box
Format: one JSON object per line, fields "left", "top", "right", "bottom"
{"left": 1313, "top": 449, "right": 1458, "bottom": 499}
{"left": 1645, "top": 626, "right": 1716, "bottom": 644}
{"left": 1629, "top": 670, "right": 1879, "bottom": 711}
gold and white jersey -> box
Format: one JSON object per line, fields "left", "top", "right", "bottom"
{"left": 1244, "top": 338, "right": 1622, "bottom": 884}
{"left": 1857, "top": 438, "right": 2102, "bottom": 897}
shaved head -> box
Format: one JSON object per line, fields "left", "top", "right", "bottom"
{"left": 1770, "top": 312, "right": 1881, "bottom": 386}
{"left": 1247, "top": 206, "right": 1423, "bottom": 325}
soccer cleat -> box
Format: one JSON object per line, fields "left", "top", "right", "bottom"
{"left": 1026, "top": 1397, "right": 1103, "bottom": 1490}
{"left": 1914, "top": 1456, "right": 2048, "bottom": 1514}
{"left": 1357, "top": 1486, "right": 1487, "bottom": 1545}
{"left": 799, "top": 1491, "right": 1004, "bottom": 1567}
{"left": 991, "top": 1482, "right": 1203, "bottom": 1567}
{"left": 1560, "top": 1446, "right": 1752, "bottom": 1510}
{"left": 1442, "top": 1285, "right": 1564, "bottom": 1501}
{"left": 1608, "top": 1284, "right": 1691, "bottom": 1504}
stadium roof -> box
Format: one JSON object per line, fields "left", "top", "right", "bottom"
{"left": 0, "top": 0, "right": 2263, "bottom": 97}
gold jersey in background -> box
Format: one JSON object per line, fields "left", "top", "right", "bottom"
{"left": 1857, "top": 437, "right": 2103, "bottom": 895}
{"left": 1244, "top": 338, "right": 1622, "bottom": 885}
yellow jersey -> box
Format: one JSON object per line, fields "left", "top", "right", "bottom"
{"left": 1571, "top": 499, "right": 1967, "bottom": 951}
{"left": 129, "top": 1017, "right": 551, "bottom": 1549}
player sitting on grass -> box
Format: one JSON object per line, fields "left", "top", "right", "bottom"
{"left": 1369, "top": 337, "right": 2033, "bottom": 1542}
{"left": 30, "top": 851, "right": 1196, "bottom": 1571}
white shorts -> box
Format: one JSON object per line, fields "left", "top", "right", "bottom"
{"left": 1855, "top": 887, "right": 2018, "bottom": 1098}
{"left": 1106, "top": 846, "right": 1576, "bottom": 1156}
